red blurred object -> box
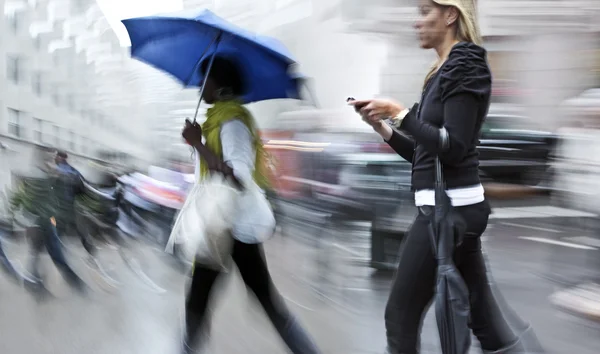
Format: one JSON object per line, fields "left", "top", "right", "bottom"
{"left": 133, "top": 182, "right": 185, "bottom": 209}
{"left": 360, "top": 142, "right": 395, "bottom": 153}
{"left": 261, "top": 130, "right": 304, "bottom": 199}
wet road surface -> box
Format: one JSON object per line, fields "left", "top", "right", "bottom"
{"left": 1, "top": 199, "right": 600, "bottom": 353}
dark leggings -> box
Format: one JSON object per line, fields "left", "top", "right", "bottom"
{"left": 185, "top": 240, "right": 320, "bottom": 354}
{"left": 385, "top": 200, "right": 518, "bottom": 354}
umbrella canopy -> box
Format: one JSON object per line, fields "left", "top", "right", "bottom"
{"left": 122, "top": 9, "right": 302, "bottom": 104}
{"left": 430, "top": 157, "right": 471, "bottom": 354}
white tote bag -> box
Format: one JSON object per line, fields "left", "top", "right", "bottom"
{"left": 166, "top": 174, "right": 241, "bottom": 271}
{"left": 232, "top": 180, "right": 276, "bottom": 244}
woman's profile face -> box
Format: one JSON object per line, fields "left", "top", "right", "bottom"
{"left": 200, "top": 75, "right": 217, "bottom": 104}
{"left": 414, "top": 0, "right": 449, "bottom": 49}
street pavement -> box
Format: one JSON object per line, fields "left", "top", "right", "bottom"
{"left": 1, "top": 197, "right": 600, "bottom": 353}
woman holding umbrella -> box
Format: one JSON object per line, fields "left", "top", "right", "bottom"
{"left": 350, "top": 1, "right": 523, "bottom": 353}
{"left": 180, "top": 57, "right": 321, "bottom": 354}
{"left": 121, "top": 9, "right": 320, "bottom": 353}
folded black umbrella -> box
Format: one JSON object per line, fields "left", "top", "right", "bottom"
{"left": 482, "top": 249, "right": 546, "bottom": 353}
{"left": 429, "top": 155, "right": 471, "bottom": 354}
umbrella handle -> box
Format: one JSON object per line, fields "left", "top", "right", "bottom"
{"left": 188, "top": 34, "right": 221, "bottom": 160}
{"left": 192, "top": 34, "right": 222, "bottom": 123}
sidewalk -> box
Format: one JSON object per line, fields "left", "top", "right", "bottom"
{"left": 2, "top": 224, "right": 600, "bottom": 353}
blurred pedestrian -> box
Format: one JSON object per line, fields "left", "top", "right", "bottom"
{"left": 0, "top": 229, "right": 22, "bottom": 283}
{"left": 10, "top": 145, "right": 86, "bottom": 294}
{"left": 53, "top": 150, "right": 98, "bottom": 263}
{"left": 179, "top": 57, "right": 321, "bottom": 354}
{"left": 0, "top": 156, "right": 23, "bottom": 283}
{"left": 350, "top": 1, "right": 524, "bottom": 353}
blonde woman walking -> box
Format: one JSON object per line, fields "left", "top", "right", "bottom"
{"left": 350, "top": 1, "right": 523, "bottom": 353}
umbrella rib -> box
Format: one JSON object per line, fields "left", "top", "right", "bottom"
{"left": 128, "top": 26, "right": 216, "bottom": 86}
{"left": 183, "top": 32, "right": 222, "bottom": 87}
{"left": 127, "top": 21, "right": 195, "bottom": 53}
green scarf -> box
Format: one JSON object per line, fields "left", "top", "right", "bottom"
{"left": 200, "top": 100, "right": 270, "bottom": 189}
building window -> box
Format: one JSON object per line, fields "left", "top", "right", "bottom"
{"left": 32, "top": 72, "right": 42, "bottom": 95}
{"left": 54, "top": 125, "right": 60, "bottom": 147}
{"left": 7, "top": 109, "right": 21, "bottom": 138}
{"left": 66, "top": 95, "right": 74, "bottom": 111}
{"left": 69, "top": 131, "right": 75, "bottom": 151}
{"left": 33, "top": 118, "right": 43, "bottom": 142}
{"left": 7, "top": 12, "right": 21, "bottom": 33}
{"left": 71, "top": 0, "right": 87, "bottom": 15}
{"left": 52, "top": 86, "right": 61, "bottom": 105}
{"left": 6, "top": 56, "right": 21, "bottom": 84}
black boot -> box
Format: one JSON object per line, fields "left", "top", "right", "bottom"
{"left": 276, "top": 317, "right": 321, "bottom": 354}
{"left": 57, "top": 264, "right": 87, "bottom": 294}
{"left": 23, "top": 266, "right": 52, "bottom": 301}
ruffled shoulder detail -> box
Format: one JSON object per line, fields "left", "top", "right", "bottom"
{"left": 439, "top": 42, "right": 491, "bottom": 102}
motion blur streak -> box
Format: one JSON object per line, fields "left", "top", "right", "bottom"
{"left": 1, "top": 0, "right": 600, "bottom": 353}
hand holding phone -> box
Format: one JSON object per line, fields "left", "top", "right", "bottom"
{"left": 347, "top": 97, "right": 368, "bottom": 113}
{"left": 347, "top": 97, "right": 396, "bottom": 140}
{"left": 348, "top": 97, "right": 377, "bottom": 129}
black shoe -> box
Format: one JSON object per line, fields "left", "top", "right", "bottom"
{"left": 182, "top": 312, "right": 209, "bottom": 354}
{"left": 61, "top": 268, "right": 88, "bottom": 295}
{"left": 24, "top": 278, "right": 53, "bottom": 302}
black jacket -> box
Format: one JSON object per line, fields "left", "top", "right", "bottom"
{"left": 386, "top": 42, "right": 491, "bottom": 191}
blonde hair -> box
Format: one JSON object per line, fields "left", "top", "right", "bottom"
{"left": 423, "top": 0, "right": 482, "bottom": 85}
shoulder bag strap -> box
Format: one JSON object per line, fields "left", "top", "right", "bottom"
{"left": 435, "top": 127, "right": 450, "bottom": 189}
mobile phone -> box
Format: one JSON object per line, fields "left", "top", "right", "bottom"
{"left": 347, "top": 97, "right": 368, "bottom": 113}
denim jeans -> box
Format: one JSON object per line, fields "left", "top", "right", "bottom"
{"left": 385, "top": 200, "right": 518, "bottom": 354}
{"left": 29, "top": 218, "right": 83, "bottom": 290}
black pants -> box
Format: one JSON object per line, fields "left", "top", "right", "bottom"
{"left": 385, "top": 200, "right": 517, "bottom": 354}
{"left": 185, "top": 240, "right": 320, "bottom": 354}
{"left": 28, "top": 218, "right": 84, "bottom": 290}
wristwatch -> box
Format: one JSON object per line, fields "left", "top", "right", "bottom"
{"left": 391, "top": 108, "right": 410, "bottom": 128}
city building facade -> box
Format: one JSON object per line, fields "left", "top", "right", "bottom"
{"left": 5, "top": 0, "right": 594, "bottom": 168}
{"left": 1, "top": 0, "right": 152, "bottom": 172}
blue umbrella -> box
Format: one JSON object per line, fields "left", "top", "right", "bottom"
{"left": 121, "top": 8, "right": 301, "bottom": 115}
